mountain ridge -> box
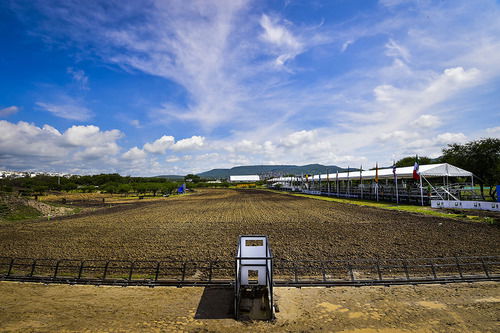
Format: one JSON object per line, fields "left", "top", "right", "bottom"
{"left": 195, "top": 164, "right": 348, "bottom": 179}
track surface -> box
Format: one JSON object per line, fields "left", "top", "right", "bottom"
{"left": 0, "top": 189, "right": 499, "bottom": 261}
{"left": 1, "top": 281, "right": 499, "bottom": 332}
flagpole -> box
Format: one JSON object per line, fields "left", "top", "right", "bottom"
{"left": 375, "top": 162, "right": 379, "bottom": 202}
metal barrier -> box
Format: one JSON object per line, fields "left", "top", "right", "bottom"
{"left": 1, "top": 256, "right": 498, "bottom": 287}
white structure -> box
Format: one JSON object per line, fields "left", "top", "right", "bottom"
{"left": 269, "top": 163, "right": 473, "bottom": 183}
{"left": 432, "top": 200, "right": 500, "bottom": 212}
{"left": 229, "top": 175, "right": 260, "bottom": 182}
{"left": 268, "top": 163, "right": 478, "bottom": 206}
{"left": 236, "top": 235, "right": 272, "bottom": 285}
{"left": 235, "top": 235, "right": 274, "bottom": 320}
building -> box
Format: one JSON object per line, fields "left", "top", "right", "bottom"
{"left": 229, "top": 175, "right": 260, "bottom": 183}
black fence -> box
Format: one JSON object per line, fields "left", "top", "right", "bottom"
{"left": 0, "top": 256, "right": 498, "bottom": 287}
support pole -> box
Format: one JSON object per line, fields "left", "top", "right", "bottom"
{"left": 395, "top": 176, "right": 399, "bottom": 205}
{"left": 420, "top": 175, "right": 424, "bottom": 206}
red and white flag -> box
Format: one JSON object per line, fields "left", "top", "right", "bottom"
{"left": 413, "top": 156, "right": 420, "bottom": 180}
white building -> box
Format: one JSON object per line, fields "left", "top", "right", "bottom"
{"left": 229, "top": 175, "right": 260, "bottom": 183}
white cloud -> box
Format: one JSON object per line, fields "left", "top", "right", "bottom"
{"left": 379, "top": 0, "right": 411, "bottom": 8}
{"left": 0, "top": 121, "right": 124, "bottom": 171}
{"left": 64, "top": 125, "right": 123, "bottom": 147}
{"left": 130, "top": 119, "right": 142, "bottom": 128}
{"left": 0, "top": 106, "right": 19, "bottom": 117}
{"left": 143, "top": 135, "right": 175, "bottom": 154}
{"left": 412, "top": 115, "right": 441, "bottom": 129}
{"left": 122, "top": 147, "right": 147, "bottom": 160}
{"left": 36, "top": 101, "right": 93, "bottom": 121}
{"left": 279, "top": 130, "right": 317, "bottom": 148}
{"left": 172, "top": 136, "right": 205, "bottom": 151}
{"left": 385, "top": 39, "right": 410, "bottom": 62}
{"left": 165, "top": 156, "right": 180, "bottom": 163}
{"left": 485, "top": 126, "right": 500, "bottom": 137}
{"left": 259, "top": 14, "right": 303, "bottom": 66}
{"left": 341, "top": 40, "right": 353, "bottom": 52}
{"left": 67, "top": 67, "right": 89, "bottom": 90}
{"left": 435, "top": 132, "right": 467, "bottom": 145}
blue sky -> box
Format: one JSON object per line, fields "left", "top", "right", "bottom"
{"left": 1, "top": 0, "right": 499, "bottom": 175}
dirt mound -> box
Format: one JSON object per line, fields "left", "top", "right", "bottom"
{"left": 0, "top": 193, "right": 73, "bottom": 220}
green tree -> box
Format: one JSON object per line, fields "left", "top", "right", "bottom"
{"left": 395, "top": 156, "right": 432, "bottom": 167}
{"left": 102, "top": 183, "right": 118, "bottom": 194}
{"left": 32, "top": 185, "right": 48, "bottom": 196}
{"left": 147, "top": 183, "right": 161, "bottom": 196}
{"left": 185, "top": 174, "right": 202, "bottom": 183}
{"left": 117, "top": 184, "right": 132, "bottom": 195}
{"left": 62, "top": 182, "right": 78, "bottom": 192}
{"left": 441, "top": 138, "right": 500, "bottom": 200}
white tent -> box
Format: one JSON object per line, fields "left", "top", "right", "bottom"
{"left": 268, "top": 163, "right": 472, "bottom": 182}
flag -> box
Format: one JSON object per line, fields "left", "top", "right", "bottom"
{"left": 374, "top": 163, "right": 379, "bottom": 183}
{"left": 392, "top": 161, "right": 397, "bottom": 182}
{"left": 336, "top": 170, "right": 338, "bottom": 182}
{"left": 359, "top": 165, "right": 363, "bottom": 182}
{"left": 413, "top": 155, "right": 420, "bottom": 180}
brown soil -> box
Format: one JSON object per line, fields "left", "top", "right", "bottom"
{"left": 0, "top": 281, "right": 498, "bottom": 332}
{"left": 0, "top": 189, "right": 498, "bottom": 261}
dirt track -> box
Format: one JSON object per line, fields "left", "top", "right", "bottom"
{"left": 0, "top": 281, "right": 498, "bottom": 332}
{"left": 0, "top": 189, "right": 499, "bottom": 261}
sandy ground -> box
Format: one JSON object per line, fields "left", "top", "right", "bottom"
{"left": 0, "top": 281, "right": 498, "bottom": 332}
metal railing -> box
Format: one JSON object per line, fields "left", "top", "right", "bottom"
{"left": 1, "top": 256, "right": 498, "bottom": 287}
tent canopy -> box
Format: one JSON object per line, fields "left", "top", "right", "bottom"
{"left": 268, "top": 163, "right": 473, "bottom": 182}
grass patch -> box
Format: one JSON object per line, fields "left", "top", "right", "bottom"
{"left": 266, "top": 189, "right": 494, "bottom": 223}
{"left": 3, "top": 204, "right": 42, "bottom": 221}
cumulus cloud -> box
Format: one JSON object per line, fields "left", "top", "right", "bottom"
{"left": 172, "top": 136, "right": 205, "bottom": 151}
{"left": 279, "top": 130, "right": 317, "bottom": 148}
{"left": 122, "top": 147, "right": 147, "bottom": 160}
{"left": 64, "top": 125, "right": 122, "bottom": 147}
{"left": 143, "top": 135, "right": 175, "bottom": 154}
{"left": 435, "top": 132, "right": 467, "bottom": 145}
{"left": 36, "top": 101, "right": 93, "bottom": 121}
{"left": 0, "top": 106, "right": 19, "bottom": 117}
{"left": 0, "top": 120, "right": 124, "bottom": 170}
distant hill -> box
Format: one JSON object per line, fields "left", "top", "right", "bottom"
{"left": 155, "top": 175, "right": 185, "bottom": 181}
{"left": 197, "top": 164, "right": 349, "bottom": 179}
